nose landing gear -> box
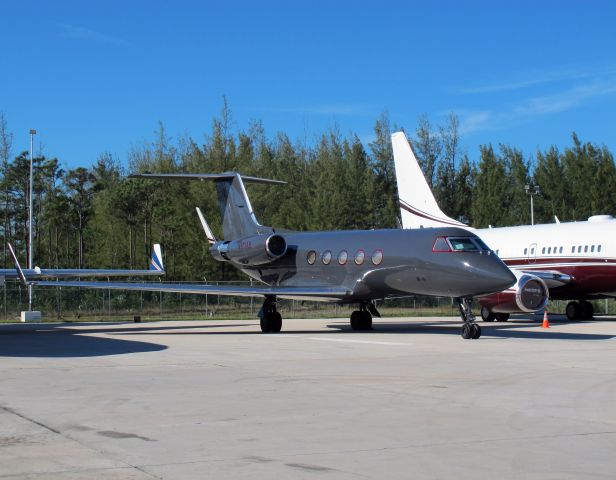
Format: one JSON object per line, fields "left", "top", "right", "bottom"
{"left": 457, "top": 297, "right": 481, "bottom": 339}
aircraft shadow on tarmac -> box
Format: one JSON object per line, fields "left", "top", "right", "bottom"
{"left": 107, "top": 316, "right": 616, "bottom": 341}
{"left": 0, "top": 323, "right": 170, "bottom": 358}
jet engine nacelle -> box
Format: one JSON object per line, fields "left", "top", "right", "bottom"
{"left": 478, "top": 273, "right": 549, "bottom": 314}
{"left": 210, "top": 233, "right": 287, "bottom": 266}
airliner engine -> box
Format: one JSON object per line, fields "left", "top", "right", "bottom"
{"left": 211, "top": 233, "right": 288, "bottom": 266}
{"left": 478, "top": 273, "right": 549, "bottom": 321}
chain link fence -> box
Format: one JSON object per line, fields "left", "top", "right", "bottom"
{"left": 1, "top": 281, "right": 614, "bottom": 322}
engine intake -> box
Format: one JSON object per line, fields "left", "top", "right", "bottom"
{"left": 210, "top": 233, "right": 287, "bottom": 266}
{"left": 478, "top": 273, "right": 549, "bottom": 314}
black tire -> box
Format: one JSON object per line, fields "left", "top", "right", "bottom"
{"left": 471, "top": 323, "right": 481, "bottom": 339}
{"left": 360, "top": 311, "right": 373, "bottom": 330}
{"left": 481, "top": 306, "right": 496, "bottom": 322}
{"left": 495, "top": 313, "right": 510, "bottom": 322}
{"left": 260, "top": 316, "right": 271, "bottom": 333}
{"left": 579, "top": 300, "right": 594, "bottom": 320}
{"left": 260, "top": 312, "right": 282, "bottom": 333}
{"left": 566, "top": 301, "right": 580, "bottom": 321}
{"left": 350, "top": 311, "right": 362, "bottom": 330}
{"left": 271, "top": 312, "right": 282, "bottom": 332}
{"left": 461, "top": 324, "right": 473, "bottom": 339}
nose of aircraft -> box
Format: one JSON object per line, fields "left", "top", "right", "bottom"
{"left": 463, "top": 253, "right": 516, "bottom": 295}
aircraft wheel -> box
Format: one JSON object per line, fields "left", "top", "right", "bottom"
{"left": 481, "top": 306, "right": 496, "bottom": 322}
{"left": 350, "top": 311, "right": 362, "bottom": 330}
{"left": 495, "top": 313, "right": 510, "bottom": 322}
{"left": 360, "top": 311, "right": 373, "bottom": 330}
{"left": 579, "top": 300, "right": 594, "bottom": 319}
{"left": 260, "top": 312, "right": 282, "bottom": 333}
{"left": 471, "top": 323, "right": 481, "bottom": 339}
{"left": 461, "top": 324, "right": 473, "bottom": 339}
{"left": 566, "top": 301, "right": 580, "bottom": 320}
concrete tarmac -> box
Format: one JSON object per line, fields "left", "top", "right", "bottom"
{"left": 1, "top": 315, "right": 616, "bottom": 479}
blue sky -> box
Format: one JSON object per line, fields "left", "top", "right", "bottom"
{"left": 2, "top": 0, "right": 615, "bottom": 169}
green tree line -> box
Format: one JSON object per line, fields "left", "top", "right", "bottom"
{"left": 1, "top": 105, "right": 615, "bottom": 282}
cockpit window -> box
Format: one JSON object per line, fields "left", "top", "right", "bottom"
{"left": 433, "top": 236, "right": 489, "bottom": 253}
{"left": 448, "top": 237, "right": 480, "bottom": 252}
{"left": 432, "top": 237, "right": 451, "bottom": 252}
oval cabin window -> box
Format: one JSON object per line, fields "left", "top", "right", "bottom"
{"left": 338, "top": 250, "right": 348, "bottom": 265}
{"left": 307, "top": 250, "right": 317, "bottom": 265}
{"left": 354, "top": 250, "right": 365, "bottom": 265}
{"left": 322, "top": 250, "right": 332, "bottom": 265}
{"left": 371, "top": 249, "right": 383, "bottom": 265}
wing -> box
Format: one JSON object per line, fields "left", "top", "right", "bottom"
{"left": 2, "top": 244, "right": 164, "bottom": 280}
{"left": 519, "top": 269, "right": 571, "bottom": 288}
{"left": 32, "top": 280, "right": 351, "bottom": 303}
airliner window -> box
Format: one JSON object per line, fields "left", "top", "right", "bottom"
{"left": 531, "top": 248, "right": 535, "bottom": 254}
{"left": 307, "top": 250, "right": 317, "bottom": 265}
{"left": 447, "top": 238, "right": 479, "bottom": 252}
{"left": 548, "top": 247, "right": 551, "bottom": 254}
{"left": 524, "top": 248, "right": 528, "bottom": 255}
{"left": 354, "top": 249, "right": 365, "bottom": 265}
{"left": 591, "top": 245, "right": 595, "bottom": 253}
{"left": 559, "top": 247, "right": 563, "bottom": 254}
{"left": 599, "top": 245, "right": 602, "bottom": 252}
{"left": 578, "top": 246, "right": 582, "bottom": 253}
{"left": 584, "top": 245, "right": 588, "bottom": 253}
{"left": 571, "top": 246, "right": 575, "bottom": 253}
{"left": 322, "top": 250, "right": 332, "bottom": 265}
{"left": 542, "top": 247, "right": 545, "bottom": 254}
{"left": 338, "top": 250, "right": 348, "bottom": 265}
{"left": 372, "top": 249, "right": 383, "bottom": 265}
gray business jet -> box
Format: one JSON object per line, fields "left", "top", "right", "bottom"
{"left": 30, "top": 173, "right": 515, "bottom": 339}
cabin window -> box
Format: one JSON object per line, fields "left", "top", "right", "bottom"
{"left": 548, "top": 247, "right": 551, "bottom": 254}
{"left": 598, "top": 245, "right": 602, "bottom": 252}
{"left": 542, "top": 247, "right": 546, "bottom": 254}
{"left": 371, "top": 249, "right": 383, "bottom": 265}
{"left": 559, "top": 246, "right": 563, "bottom": 254}
{"left": 354, "top": 249, "right": 365, "bottom": 265}
{"left": 584, "top": 245, "right": 588, "bottom": 253}
{"left": 307, "top": 250, "right": 317, "bottom": 265}
{"left": 571, "top": 246, "right": 575, "bottom": 253}
{"left": 578, "top": 246, "right": 582, "bottom": 253}
{"left": 322, "top": 250, "right": 332, "bottom": 265}
{"left": 338, "top": 250, "right": 348, "bottom": 265}
{"left": 531, "top": 247, "right": 535, "bottom": 255}
{"left": 524, "top": 248, "right": 528, "bottom": 255}
{"left": 591, "top": 245, "right": 595, "bottom": 253}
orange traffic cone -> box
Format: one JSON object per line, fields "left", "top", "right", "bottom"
{"left": 542, "top": 309, "right": 550, "bottom": 328}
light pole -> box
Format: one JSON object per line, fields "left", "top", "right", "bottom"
{"left": 525, "top": 184, "right": 541, "bottom": 226}
{"left": 28, "top": 129, "right": 36, "bottom": 311}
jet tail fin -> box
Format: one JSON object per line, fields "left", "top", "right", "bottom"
{"left": 149, "top": 244, "right": 164, "bottom": 272}
{"left": 391, "top": 132, "right": 466, "bottom": 229}
{"left": 130, "top": 172, "right": 284, "bottom": 240}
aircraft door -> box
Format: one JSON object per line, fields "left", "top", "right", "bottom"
{"left": 527, "top": 243, "right": 537, "bottom": 264}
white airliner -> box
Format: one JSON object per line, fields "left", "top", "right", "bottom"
{"left": 391, "top": 131, "right": 616, "bottom": 321}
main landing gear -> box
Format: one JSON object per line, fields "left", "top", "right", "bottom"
{"left": 480, "top": 306, "right": 510, "bottom": 322}
{"left": 457, "top": 297, "right": 481, "bottom": 339}
{"left": 565, "top": 300, "right": 594, "bottom": 320}
{"left": 350, "top": 303, "right": 380, "bottom": 331}
{"left": 259, "top": 296, "right": 282, "bottom": 333}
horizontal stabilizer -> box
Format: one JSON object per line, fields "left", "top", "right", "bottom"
{"left": 129, "top": 172, "right": 286, "bottom": 185}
